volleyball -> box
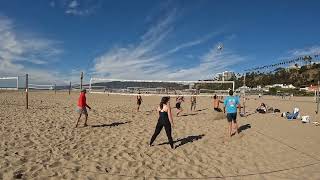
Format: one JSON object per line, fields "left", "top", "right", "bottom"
{"left": 217, "top": 43, "right": 223, "bottom": 51}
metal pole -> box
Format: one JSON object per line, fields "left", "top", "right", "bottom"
{"left": 54, "top": 84, "right": 56, "bottom": 94}
{"left": 17, "top": 77, "right": 19, "bottom": 90}
{"left": 26, "top": 74, "right": 28, "bottom": 109}
{"left": 69, "top": 81, "right": 71, "bottom": 95}
{"left": 89, "top": 78, "right": 92, "bottom": 92}
{"left": 222, "top": 72, "right": 225, "bottom": 82}
{"left": 243, "top": 73, "right": 246, "bottom": 115}
{"left": 317, "top": 81, "right": 319, "bottom": 114}
{"left": 80, "top": 72, "right": 83, "bottom": 90}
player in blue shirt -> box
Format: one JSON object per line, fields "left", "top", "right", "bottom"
{"left": 224, "top": 90, "right": 241, "bottom": 137}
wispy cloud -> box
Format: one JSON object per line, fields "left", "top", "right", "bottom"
{"left": 49, "top": 1, "right": 55, "bottom": 8}
{"left": 0, "top": 16, "right": 70, "bottom": 84}
{"left": 93, "top": 10, "right": 176, "bottom": 79}
{"left": 167, "top": 32, "right": 221, "bottom": 55}
{"left": 68, "top": 0, "right": 79, "bottom": 8}
{"left": 288, "top": 46, "right": 320, "bottom": 57}
{"left": 92, "top": 10, "right": 244, "bottom": 80}
{"left": 49, "top": 0, "right": 101, "bottom": 16}
{"left": 167, "top": 45, "right": 245, "bottom": 80}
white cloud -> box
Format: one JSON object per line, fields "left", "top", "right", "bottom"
{"left": 0, "top": 16, "right": 69, "bottom": 84}
{"left": 92, "top": 11, "right": 245, "bottom": 81}
{"left": 93, "top": 10, "right": 176, "bottom": 80}
{"left": 68, "top": 0, "right": 79, "bottom": 8}
{"left": 62, "top": 0, "right": 100, "bottom": 16}
{"left": 166, "top": 32, "right": 221, "bottom": 55}
{"left": 65, "top": 9, "right": 90, "bottom": 16}
{"left": 167, "top": 45, "right": 245, "bottom": 80}
{"left": 49, "top": 1, "right": 55, "bottom": 8}
{"left": 288, "top": 46, "right": 320, "bottom": 57}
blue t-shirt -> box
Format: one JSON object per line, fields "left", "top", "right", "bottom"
{"left": 224, "top": 96, "right": 240, "bottom": 113}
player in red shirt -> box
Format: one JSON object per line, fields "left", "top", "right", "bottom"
{"left": 75, "top": 89, "right": 92, "bottom": 127}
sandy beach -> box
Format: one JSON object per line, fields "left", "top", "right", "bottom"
{"left": 1, "top": 91, "right": 320, "bottom": 180}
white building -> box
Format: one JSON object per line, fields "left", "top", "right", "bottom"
{"left": 282, "top": 84, "right": 296, "bottom": 89}
{"left": 215, "top": 71, "right": 235, "bottom": 81}
{"left": 265, "top": 84, "right": 295, "bottom": 89}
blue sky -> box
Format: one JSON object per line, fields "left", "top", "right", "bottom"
{"left": 0, "top": 0, "right": 319, "bottom": 84}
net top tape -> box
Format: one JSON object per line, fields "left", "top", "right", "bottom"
{"left": 90, "top": 78, "right": 234, "bottom": 84}
{"left": 0, "top": 77, "right": 18, "bottom": 80}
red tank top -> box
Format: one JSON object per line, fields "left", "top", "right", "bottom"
{"left": 77, "top": 92, "right": 86, "bottom": 108}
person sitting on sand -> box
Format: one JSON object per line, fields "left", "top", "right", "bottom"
{"left": 213, "top": 94, "right": 223, "bottom": 112}
{"left": 256, "top": 103, "right": 267, "bottom": 113}
{"left": 224, "top": 90, "right": 241, "bottom": 137}
{"left": 137, "top": 93, "right": 142, "bottom": 112}
{"left": 281, "top": 108, "right": 300, "bottom": 120}
{"left": 75, "top": 89, "right": 92, "bottom": 127}
{"left": 176, "top": 96, "right": 184, "bottom": 116}
{"left": 150, "top": 97, "right": 174, "bottom": 149}
{"left": 190, "top": 93, "right": 197, "bottom": 111}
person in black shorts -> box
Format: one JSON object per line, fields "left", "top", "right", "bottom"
{"left": 136, "top": 93, "right": 142, "bottom": 112}
{"left": 175, "top": 96, "right": 184, "bottom": 116}
{"left": 212, "top": 94, "right": 223, "bottom": 112}
{"left": 223, "top": 90, "right": 241, "bottom": 137}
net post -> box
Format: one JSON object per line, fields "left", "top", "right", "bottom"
{"left": 232, "top": 81, "right": 235, "bottom": 92}
{"left": 317, "top": 81, "right": 319, "bottom": 114}
{"left": 16, "top": 77, "right": 19, "bottom": 90}
{"left": 89, "top": 78, "right": 92, "bottom": 92}
{"left": 69, "top": 81, "right": 71, "bottom": 95}
{"left": 54, "top": 84, "right": 56, "bottom": 94}
{"left": 243, "top": 73, "right": 246, "bottom": 115}
{"left": 25, "top": 74, "right": 28, "bottom": 109}
{"left": 80, "top": 72, "right": 83, "bottom": 90}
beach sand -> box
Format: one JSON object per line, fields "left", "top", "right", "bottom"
{"left": 1, "top": 91, "right": 320, "bottom": 179}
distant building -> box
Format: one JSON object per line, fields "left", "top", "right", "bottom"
{"left": 223, "top": 71, "right": 235, "bottom": 81}
{"left": 282, "top": 84, "right": 296, "bottom": 89}
{"left": 286, "top": 65, "right": 300, "bottom": 72}
{"left": 301, "top": 85, "right": 320, "bottom": 92}
{"left": 215, "top": 71, "right": 235, "bottom": 81}
{"left": 263, "top": 84, "right": 295, "bottom": 92}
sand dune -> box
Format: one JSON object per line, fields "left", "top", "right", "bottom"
{"left": 1, "top": 91, "right": 320, "bottom": 179}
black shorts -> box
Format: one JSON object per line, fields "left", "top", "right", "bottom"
{"left": 176, "top": 103, "right": 181, "bottom": 109}
{"left": 214, "top": 108, "right": 222, "bottom": 112}
{"left": 227, "top": 113, "right": 237, "bottom": 122}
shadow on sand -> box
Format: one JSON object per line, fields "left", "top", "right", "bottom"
{"left": 196, "top": 108, "right": 208, "bottom": 112}
{"left": 244, "top": 112, "right": 257, "bottom": 117}
{"left": 238, "top": 124, "right": 251, "bottom": 133}
{"left": 180, "top": 113, "right": 197, "bottom": 117}
{"left": 91, "top": 121, "right": 131, "bottom": 128}
{"left": 158, "top": 134, "right": 205, "bottom": 148}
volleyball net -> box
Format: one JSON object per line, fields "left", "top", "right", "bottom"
{"left": 0, "top": 76, "right": 19, "bottom": 90}
{"left": 89, "top": 78, "right": 235, "bottom": 97}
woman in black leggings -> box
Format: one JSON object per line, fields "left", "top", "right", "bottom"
{"left": 150, "top": 96, "right": 174, "bottom": 149}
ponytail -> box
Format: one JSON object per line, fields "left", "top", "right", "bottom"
{"left": 160, "top": 96, "right": 170, "bottom": 110}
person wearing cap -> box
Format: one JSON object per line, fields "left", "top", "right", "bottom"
{"left": 223, "top": 90, "right": 241, "bottom": 137}
{"left": 75, "top": 89, "right": 92, "bottom": 127}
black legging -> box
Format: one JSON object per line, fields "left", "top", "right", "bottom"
{"left": 150, "top": 121, "right": 174, "bottom": 149}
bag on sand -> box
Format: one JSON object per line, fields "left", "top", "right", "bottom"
{"left": 301, "top": 116, "right": 310, "bottom": 123}
{"left": 274, "top": 109, "right": 281, "bottom": 113}
{"left": 282, "top": 112, "right": 287, "bottom": 117}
